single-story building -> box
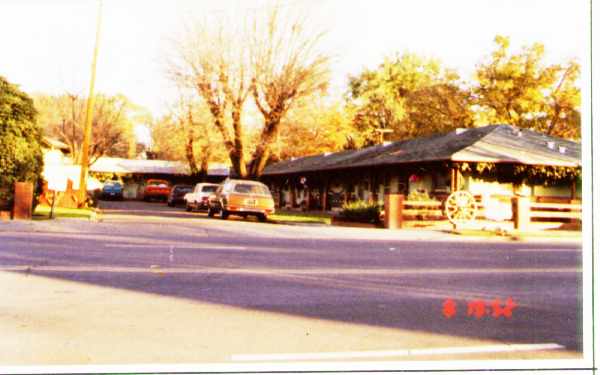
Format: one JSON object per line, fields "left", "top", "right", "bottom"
{"left": 89, "top": 158, "right": 229, "bottom": 199}
{"left": 261, "top": 124, "right": 581, "bottom": 215}
{"left": 40, "top": 137, "right": 230, "bottom": 202}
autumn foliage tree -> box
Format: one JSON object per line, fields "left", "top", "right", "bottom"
{"left": 347, "top": 53, "right": 473, "bottom": 145}
{"left": 274, "top": 96, "right": 356, "bottom": 160}
{"left": 473, "top": 35, "right": 580, "bottom": 139}
{"left": 151, "top": 95, "right": 228, "bottom": 177}
{"left": 347, "top": 36, "right": 580, "bottom": 145}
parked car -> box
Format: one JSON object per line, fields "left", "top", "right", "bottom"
{"left": 142, "top": 179, "right": 171, "bottom": 202}
{"left": 167, "top": 184, "right": 194, "bottom": 207}
{"left": 183, "top": 183, "right": 219, "bottom": 211}
{"left": 207, "top": 179, "right": 275, "bottom": 222}
{"left": 101, "top": 180, "right": 123, "bottom": 200}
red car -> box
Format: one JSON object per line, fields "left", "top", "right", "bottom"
{"left": 142, "top": 179, "right": 171, "bottom": 202}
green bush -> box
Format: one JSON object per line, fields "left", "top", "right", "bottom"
{"left": 339, "top": 200, "right": 382, "bottom": 223}
{"left": 407, "top": 190, "right": 435, "bottom": 202}
{"left": 0, "top": 76, "right": 44, "bottom": 207}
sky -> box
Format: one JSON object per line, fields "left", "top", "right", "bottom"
{"left": 0, "top": 0, "right": 590, "bottom": 139}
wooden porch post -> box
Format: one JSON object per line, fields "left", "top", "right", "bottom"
{"left": 369, "top": 172, "right": 376, "bottom": 204}
{"left": 291, "top": 183, "right": 297, "bottom": 209}
{"left": 450, "top": 167, "right": 457, "bottom": 192}
{"left": 305, "top": 182, "right": 311, "bottom": 211}
{"left": 321, "top": 177, "right": 329, "bottom": 212}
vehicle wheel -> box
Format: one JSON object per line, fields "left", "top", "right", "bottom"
{"left": 220, "top": 209, "right": 229, "bottom": 220}
{"left": 168, "top": 201, "right": 174, "bottom": 207}
{"left": 257, "top": 214, "right": 267, "bottom": 222}
{"left": 207, "top": 207, "right": 215, "bottom": 217}
{"left": 185, "top": 203, "right": 192, "bottom": 212}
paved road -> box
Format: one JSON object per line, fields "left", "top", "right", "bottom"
{"left": 0, "top": 200, "right": 583, "bottom": 365}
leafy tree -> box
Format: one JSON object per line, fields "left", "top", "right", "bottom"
{"left": 473, "top": 35, "right": 580, "bottom": 139}
{"left": 34, "top": 93, "right": 139, "bottom": 164}
{"left": 405, "top": 83, "right": 473, "bottom": 137}
{"left": 274, "top": 96, "right": 357, "bottom": 160}
{"left": 347, "top": 53, "right": 473, "bottom": 145}
{"left": 0, "top": 76, "right": 44, "bottom": 205}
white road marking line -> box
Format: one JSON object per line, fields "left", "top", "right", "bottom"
{"left": 104, "top": 244, "right": 247, "bottom": 250}
{"left": 0, "top": 266, "right": 580, "bottom": 275}
{"left": 517, "top": 248, "right": 581, "bottom": 252}
{"left": 104, "top": 244, "right": 166, "bottom": 248}
{"left": 231, "top": 343, "right": 565, "bottom": 362}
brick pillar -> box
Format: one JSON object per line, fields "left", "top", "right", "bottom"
{"left": 512, "top": 195, "right": 530, "bottom": 231}
{"left": 13, "top": 182, "right": 34, "bottom": 220}
{"left": 384, "top": 193, "right": 404, "bottom": 229}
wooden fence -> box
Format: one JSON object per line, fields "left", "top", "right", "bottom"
{"left": 529, "top": 201, "right": 582, "bottom": 220}
{"left": 384, "top": 194, "right": 582, "bottom": 229}
{"left": 402, "top": 200, "right": 444, "bottom": 219}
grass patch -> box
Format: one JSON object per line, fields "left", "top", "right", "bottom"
{"left": 450, "top": 229, "right": 507, "bottom": 237}
{"left": 450, "top": 228, "right": 581, "bottom": 240}
{"left": 270, "top": 210, "right": 332, "bottom": 225}
{"left": 33, "top": 205, "right": 95, "bottom": 220}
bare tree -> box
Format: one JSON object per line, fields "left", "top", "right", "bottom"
{"left": 151, "top": 93, "right": 227, "bottom": 177}
{"left": 35, "top": 93, "right": 135, "bottom": 165}
{"left": 248, "top": 6, "right": 330, "bottom": 176}
{"left": 168, "top": 4, "right": 330, "bottom": 178}
{"left": 169, "top": 18, "right": 252, "bottom": 177}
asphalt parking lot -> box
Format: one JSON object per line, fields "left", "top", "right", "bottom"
{"left": 0, "top": 200, "right": 585, "bottom": 366}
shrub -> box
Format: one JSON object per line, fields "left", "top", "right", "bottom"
{"left": 339, "top": 200, "right": 382, "bottom": 223}
{"left": 407, "top": 190, "right": 435, "bottom": 202}
{"left": 0, "top": 76, "right": 44, "bottom": 207}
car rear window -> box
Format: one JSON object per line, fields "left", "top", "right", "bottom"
{"left": 233, "top": 184, "right": 270, "bottom": 195}
{"left": 201, "top": 185, "right": 217, "bottom": 193}
{"left": 174, "top": 186, "right": 192, "bottom": 192}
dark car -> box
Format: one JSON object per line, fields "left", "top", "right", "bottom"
{"left": 101, "top": 181, "right": 123, "bottom": 200}
{"left": 167, "top": 184, "right": 193, "bottom": 207}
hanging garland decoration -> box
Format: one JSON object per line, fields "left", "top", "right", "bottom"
{"left": 454, "top": 162, "right": 580, "bottom": 186}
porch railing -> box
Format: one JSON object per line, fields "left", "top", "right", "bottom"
{"left": 528, "top": 201, "right": 582, "bottom": 221}
{"left": 401, "top": 200, "right": 444, "bottom": 219}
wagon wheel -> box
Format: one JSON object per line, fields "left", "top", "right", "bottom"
{"left": 445, "top": 191, "right": 477, "bottom": 226}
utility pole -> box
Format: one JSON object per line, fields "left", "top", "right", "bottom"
{"left": 78, "top": 0, "right": 103, "bottom": 205}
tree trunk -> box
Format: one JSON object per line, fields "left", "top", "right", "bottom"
{"left": 248, "top": 117, "right": 280, "bottom": 178}
{"left": 199, "top": 148, "right": 210, "bottom": 177}
{"left": 185, "top": 128, "right": 198, "bottom": 176}
{"left": 231, "top": 106, "right": 247, "bottom": 178}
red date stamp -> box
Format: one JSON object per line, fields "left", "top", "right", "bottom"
{"left": 442, "top": 298, "right": 517, "bottom": 319}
